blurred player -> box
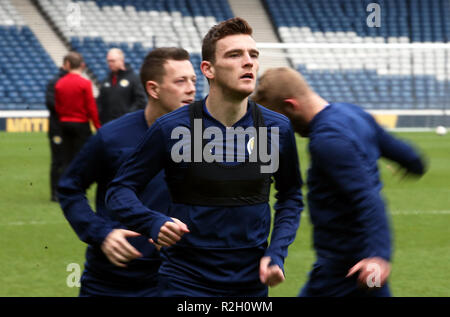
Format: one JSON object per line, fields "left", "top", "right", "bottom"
{"left": 45, "top": 60, "right": 68, "bottom": 202}
{"left": 252, "top": 67, "right": 427, "bottom": 297}
{"left": 57, "top": 48, "right": 196, "bottom": 296}
{"left": 105, "top": 17, "right": 303, "bottom": 296}
{"left": 97, "top": 48, "right": 147, "bottom": 124}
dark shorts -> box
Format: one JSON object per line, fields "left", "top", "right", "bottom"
{"left": 158, "top": 274, "right": 268, "bottom": 297}
{"left": 79, "top": 271, "right": 159, "bottom": 297}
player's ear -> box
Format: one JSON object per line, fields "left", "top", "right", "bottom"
{"left": 201, "top": 61, "right": 214, "bottom": 80}
{"left": 146, "top": 81, "right": 160, "bottom": 99}
{"left": 283, "top": 98, "right": 299, "bottom": 112}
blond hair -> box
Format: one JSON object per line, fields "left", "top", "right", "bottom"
{"left": 252, "top": 67, "right": 312, "bottom": 110}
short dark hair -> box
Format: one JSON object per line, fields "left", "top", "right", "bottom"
{"left": 202, "top": 17, "right": 253, "bottom": 64}
{"left": 140, "top": 47, "right": 190, "bottom": 91}
{"left": 63, "top": 51, "right": 84, "bottom": 69}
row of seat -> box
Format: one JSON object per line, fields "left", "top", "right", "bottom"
{"left": 71, "top": 38, "right": 207, "bottom": 100}
{"left": 1, "top": 0, "right": 449, "bottom": 111}
{"left": 0, "top": 23, "right": 57, "bottom": 108}
{"left": 298, "top": 67, "right": 448, "bottom": 109}
{"left": 39, "top": 0, "right": 231, "bottom": 51}
{"left": 265, "top": 0, "right": 450, "bottom": 42}
{"left": 263, "top": 0, "right": 449, "bottom": 109}
{"left": 37, "top": 0, "right": 234, "bottom": 100}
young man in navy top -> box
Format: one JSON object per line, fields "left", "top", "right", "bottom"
{"left": 252, "top": 67, "right": 427, "bottom": 297}
{"left": 57, "top": 48, "right": 197, "bottom": 296}
{"left": 106, "top": 18, "right": 304, "bottom": 296}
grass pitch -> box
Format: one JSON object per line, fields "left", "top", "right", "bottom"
{"left": 0, "top": 131, "right": 448, "bottom": 297}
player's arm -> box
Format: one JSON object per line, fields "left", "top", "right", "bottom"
{"left": 374, "top": 118, "right": 427, "bottom": 176}
{"left": 310, "top": 133, "right": 391, "bottom": 284}
{"left": 105, "top": 121, "right": 188, "bottom": 246}
{"left": 261, "top": 123, "right": 304, "bottom": 286}
{"left": 96, "top": 84, "right": 105, "bottom": 123}
{"left": 58, "top": 133, "right": 143, "bottom": 267}
{"left": 58, "top": 132, "right": 114, "bottom": 246}
{"left": 84, "top": 81, "right": 101, "bottom": 129}
{"left": 45, "top": 77, "right": 57, "bottom": 113}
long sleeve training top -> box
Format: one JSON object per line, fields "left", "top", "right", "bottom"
{"left": 58, "top": 110, "right": 170, "bottom": 284}
{"left": 106, "top": 100, "right": 304, "bottom": 288}
{"left": 306, "top": 103, "right": 426, "bottom": 265}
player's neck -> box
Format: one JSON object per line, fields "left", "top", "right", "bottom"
{"left": 144, "top": 102, "right": 166, "bottom": 127}
{"left": 69, "top": 69, "right": 82, "bottom": 75}
{"left": 205, "top": 87, "right": 248, "bottom": 127}
{"left": 307, "top": 94, "right": 329, "bottom": 123}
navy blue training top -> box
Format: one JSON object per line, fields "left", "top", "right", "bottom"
{"left": 306, "top": 103, "right": 425, "bottom": 265}
{"left": 58, "top": 110, "right": 170, "bottom": 284}
{"left": 106, "top": 99, "right": 304, "bottom": 288}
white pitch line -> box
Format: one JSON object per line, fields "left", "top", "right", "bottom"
{"left": 0, "top": 220, "right": 66, "bottom": 226}
{"left": 301, "top": 210, "right": 450, "bottom": 217}
{"left": 390, "top": 210, "right": 450, "bottom": 215}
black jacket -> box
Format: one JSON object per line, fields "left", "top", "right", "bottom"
{"left": 97, "top": 65, "right": 147, "bottom": 124}
{"left": 45, "top": 68, "right": 68, "bottom": 132}
{"left": 46, "top": 68, "right": 68, "bottom": 119}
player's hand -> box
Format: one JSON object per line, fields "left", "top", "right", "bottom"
{"left": 259, "top": 256, "right": 285, "bottom": 287}
{"left": 346, "top": 257, "right": 391, "bottom": 288}
{"left": 101, "top": 229, "right": 143, "bottom": 268}
{"left": 157, "top": 217, "right": 190, "bottom": 247}
{"left": 386, "top": 164, "right": 420, "bottom": 180}
{"left": 149, "top": 238, "right": 163, "bottom": 251}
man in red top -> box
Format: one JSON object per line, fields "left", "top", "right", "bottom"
{"left": 55, "top": 52, "right": 101, "bottom": 170}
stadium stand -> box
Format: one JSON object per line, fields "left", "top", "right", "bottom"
{"left": 0, "top": 0, "right": 57, "bottom": 110}
{"left": 36, "top": 0, "right": 235, "bottom": 100}
{"left": 263, "top": 0, "right": 450, "bottom": 110}
{"left": 2, "top": 0, "right": 448, "bottom": 115}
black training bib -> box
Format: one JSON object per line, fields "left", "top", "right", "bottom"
{"left": 167, "top": 100, "right": 272, "bottom": 206}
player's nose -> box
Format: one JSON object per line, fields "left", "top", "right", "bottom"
{"left": 186, "top": 80, "right": 196, "bottom": 95}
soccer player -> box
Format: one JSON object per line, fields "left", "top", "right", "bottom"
{"left": 57, "top": 48, "right": 196, "bottom": 296}
{"left": 105, "top": 18, "right": 304, "bottom": 296}
{"left": 252, "top": 67, "right": 427, "bottom": 297}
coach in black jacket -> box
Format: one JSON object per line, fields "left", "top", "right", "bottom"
{"left": 45, "top": 65, "right": 68, "bottom": 201}
{"left": 97, "top": 48, "right": 147, "bottom": 124}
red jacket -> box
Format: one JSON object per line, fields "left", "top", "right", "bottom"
{"left": 55, "top": 73, "right": 101, "bottom": 129}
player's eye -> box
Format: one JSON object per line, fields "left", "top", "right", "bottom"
{"left": 228, "top": 52, "right": 240, "bottom": 58}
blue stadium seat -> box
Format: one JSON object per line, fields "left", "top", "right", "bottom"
{"left": 0, "top": 24, "right": 57, "bottom": 110}
{"left": 266, "top": 0, "right": 449, "bottom": 110}
{"left": 41, "top": 0, "right": 234, "bottom": 100}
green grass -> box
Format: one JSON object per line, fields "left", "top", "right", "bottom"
{"left": 0, "top": 131, "right": 449, "bottom": 297}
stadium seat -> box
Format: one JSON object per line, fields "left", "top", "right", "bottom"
{"left": 0, "top": 0, "right": 57, "bottom": 110}
{"left": 36, "top": 0, "right": 234, "bottom": 100}
{"left": 264, "top": 0, "right": 449, "bottom": 110}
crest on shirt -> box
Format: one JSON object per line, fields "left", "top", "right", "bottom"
{"left": 52, "top": 135, "right": 62, "bottom": 145}
{"left": 247, "top": 137, "right": 255, "bottom": 155}
{"left": 120, "top": 79, "right": 129, "bottom": 87}
{"left": 104, "top": 82, "right": 110, "bottom": 87}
